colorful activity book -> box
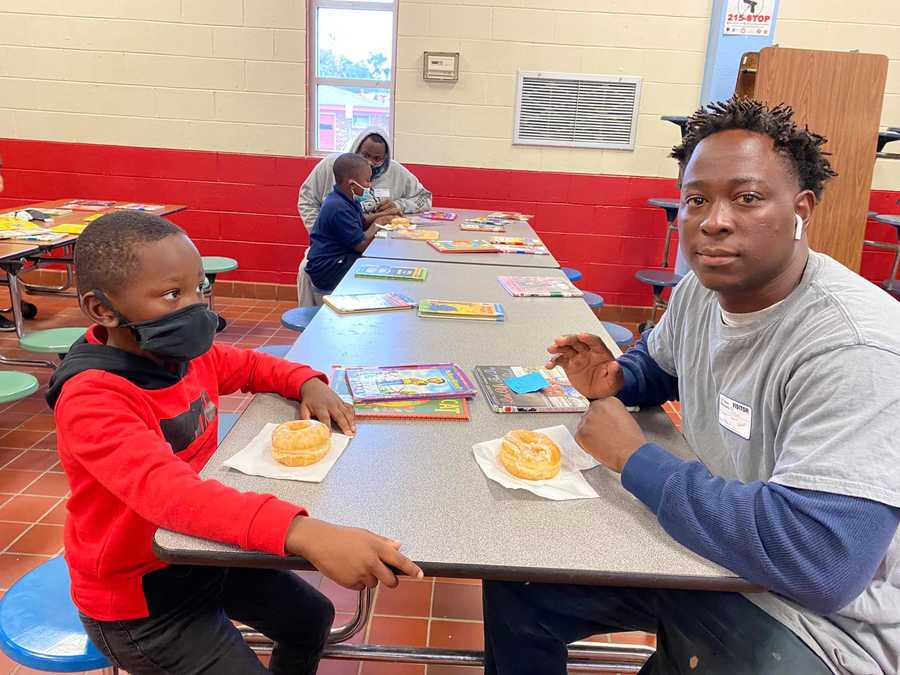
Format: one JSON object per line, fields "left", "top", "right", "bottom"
{"left": 489, "top": 236, "right": 540, "bottom": 246}
{"left": 344, "top": 363, "right": 477, "bottom": 403}
{"left": 473, "top": 366, "right": 589, "bottom": 413}
{"left": 60, "top": 200, "right": 117, "bottom": 211}
{"left": 497, "top": 275, "right": 583, "bottom": 298}
{"left": 49, "top": 223, "right": 88, "bottom": 235}
{"left": 487, "top": 211, "right": 532, "bottom": 221}
{"left": 495, "top": 244, "right": 549, "bottom": 255}
{"left": 375, "top": 228, "right": 439, "bottom": 241}
{"left": 119, "top": 203, "right": 165, "bottom": 212}
{"left": 322, "top": 292, "right": 415, "bottom": 314}
{"left": 332, "top": 367, "right": 470, "bottom": 420}
{"left": 460, "top": 222, "right": 506, "bottom": 232}
{"left": 420, "top": 210, "right": 457, "bottom": 221}
{"left": 354, "top": 264, "right": 428, "bottom": 282}
{"left": 428, "top": 240, "right": 499, "bottom": 254}
{"left": 417, "top": 299, "right": 505, "bottom": 322}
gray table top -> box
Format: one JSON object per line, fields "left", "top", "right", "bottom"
{"left": 364, "top": 209, "right": 560, "bottom": 269}
{"left": 156, "top": 259, "right": 750, "bottom": 591}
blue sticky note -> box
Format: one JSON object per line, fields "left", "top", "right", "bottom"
{"left": 505, "top": 372, "right": 549, "bottom": 394}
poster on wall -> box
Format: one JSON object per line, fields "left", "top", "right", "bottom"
{"left": 723, "top": 0, "right": 773, "bottom": 35}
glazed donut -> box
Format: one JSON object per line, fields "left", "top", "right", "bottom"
{"left": 499, "top": 429, "right": 561, "bottom": 481}
{"left": 390, "top": 216, "right": 411, "bottom": 226}
{"left": 271, "top": 420, "right": 331, "bottom": 467}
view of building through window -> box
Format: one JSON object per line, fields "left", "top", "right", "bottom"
{"left": 311, "top": 1, "right": 395, "bottom": 153}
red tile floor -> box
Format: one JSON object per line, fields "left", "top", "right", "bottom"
{"left": 0, "top": 293, "right": 673, "bottom": 674}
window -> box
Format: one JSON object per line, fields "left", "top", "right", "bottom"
{"left": 309, "top": 0, "right": 396, "bottom": 154}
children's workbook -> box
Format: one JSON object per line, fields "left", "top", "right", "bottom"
{"left": 59, "top": 200, "right": 117, "bottom": 211}
{"left": 344, "top": 363, "right": 476, "bottom": 403}
{"left": 332, "top": 367, "right": 470, "bottom": 420}
{"left": 495, "top": 244, "right": 549, "bottom": 255}
{"left": 322, "top": 292, "right": 415, "bottom": 314}
{"left": 497, "top": 276, "right": 583, "bottom": 298}
{"left": 473, "top": 366, "right": 589, "bottom": 413}
{"left": 428, "top": 240, "right": 499, "bottom": 254}
{"left": 119, "top": 203, "right": 165, "bottom": 212}
{"left": 417, "top": 299, "right": 505, "bottom": 321}
{"left": 354, "top": 264, "right": 428, "bottom": 282}
{"left": 487, "top": 211, "right": 532, "bottom": 221}
{"left": 420, "top": 210, "right": 457, "bottom": 221}
{"left": 375, "top": 228, "right": 439, "bottom": 241}
{"left": 460, "top": 222, "right": 506, "bottom": 232}
{"left": 489, "top": 236, "right": 541, "bottom": 246}
{"left": 49, "top": 223, "right": 88, "bottom": 235}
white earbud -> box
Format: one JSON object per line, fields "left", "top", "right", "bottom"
{"left": 794, "top": 213, "right": 804, "bottom": 241}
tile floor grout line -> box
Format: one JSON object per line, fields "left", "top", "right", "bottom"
{"left": 0, "top": 495, "right": 65, "bottom": 555}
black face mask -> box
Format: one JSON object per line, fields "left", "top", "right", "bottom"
{"left": 94, "top": 290, "right": 221, "bottom": 362}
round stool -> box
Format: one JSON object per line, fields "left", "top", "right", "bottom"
{"left": 635, "top": 269, "right": 682, "bottom": 332}
{"left": 281, "top": 307, "right": 320, "bottom": 332}
{"left": 0, "top": 556, "right": 115, "bottom": 672}
{"left": 602, "top": 322, "right": 634, "bottom": 349}
{"left": 562, "top": 267, "right": 582, "bottom": 283}
{"left": 583, "top": 292, "right": 604, "bottom": 310}
{"left": 255, "top": 344, "right": 291, "bottom": 358}
{"left": 201, "top": 256, "right": 239, "bottom": 310}
{"left": 0, "top": 372, "right": 39, "bottom": 404}
{"left": 19, "top": 327, "right": 87, "bottom": 355}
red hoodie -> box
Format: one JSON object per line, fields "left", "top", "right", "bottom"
{"left": 47, "top": 326, "right": 326, "bottom": 621}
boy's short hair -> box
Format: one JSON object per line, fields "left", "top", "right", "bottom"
{"left": 74, "top": 211, "right": 184, "bottom": 296}
{"left": 671, "top": 97, "right": 837, "bottom": 199}
{"left": 333, "top": 153, "right": 370, "bottom": 184}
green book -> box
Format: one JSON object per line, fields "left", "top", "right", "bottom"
{"left": 354, "top": 264, "right": 428, "bottom": 281}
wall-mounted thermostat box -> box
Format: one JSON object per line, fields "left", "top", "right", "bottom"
{"left": 423, "top": 52, "right": 459, "bottom": 82}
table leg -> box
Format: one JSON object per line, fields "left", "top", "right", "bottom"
{"left": 5, "top": 265, "right": 26, "bottom": 338}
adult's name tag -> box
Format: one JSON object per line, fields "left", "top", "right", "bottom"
{"left": 718, "top": 393, "right": 751, "bottom": 440}
{"left": 373, "top": 188, "right": 391, "bottom": 199}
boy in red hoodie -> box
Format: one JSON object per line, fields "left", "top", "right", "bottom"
{"left": 47, "top": 211, "right": 422, "bottom": 674}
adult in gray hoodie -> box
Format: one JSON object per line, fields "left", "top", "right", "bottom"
{"left": 296, "top": 128, "right": 432, "bottom": 304}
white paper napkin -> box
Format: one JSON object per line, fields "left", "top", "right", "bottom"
{"left": 224, "top": 422, "right": 351, "bottom": 483}
{"left": 472, "top": 425, "right": 601, "bottom": 500}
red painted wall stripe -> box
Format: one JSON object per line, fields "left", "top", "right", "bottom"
{"left": 1, "top": 138, "right": 897, "bottom": 304}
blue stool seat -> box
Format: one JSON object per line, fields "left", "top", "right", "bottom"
{"left": 281, "top": 307, "right": 320, "bottom": 332}
{"left": 562, "top": 267, "right": 583, "bottom": 283}
{"left": 635, "top": 270, "right": 682, "bottom": 288}
{"left": 583, "top": 292, "right": 604, "bottom": 310}
{"left": 255, "top": 344, "right": 291, "bottom": 358}
{"left": 218, "top": 412, "right": 240, "bottom": 445}
{"left": 602, "top": 321, "right": 634, "bottom": 349}
{"left": 0, "top": 556, "right": 112, "bottom": 672}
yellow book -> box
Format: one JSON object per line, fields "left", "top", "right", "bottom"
{"left": 50, "top": 223, "right": 88, "bottom": 235}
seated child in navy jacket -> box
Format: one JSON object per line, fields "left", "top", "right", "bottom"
{"left": 305, "top": 153, "right": 380, "bottom": 292}
{"left": 48, "top": 211, "right": 422, "bottom": 675}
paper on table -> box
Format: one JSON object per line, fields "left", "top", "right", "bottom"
{"left": 224, "top": 422, "right": 351, "bottom": 483}
{"left": 472, "top": 425, "right": 601, "bottom": 500}
{"left": 504, "top": 371, "right": 549, "bottom": 394}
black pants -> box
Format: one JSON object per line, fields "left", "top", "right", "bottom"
{"left": 81, "top": 565, "right": 334, "bottom": 675}
{"left": 483, "top": 581, "right": 832, "bottom": 675}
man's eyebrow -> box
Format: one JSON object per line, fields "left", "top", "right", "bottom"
{"left": 682, "top": 176, "right": 767, "bottom": 190}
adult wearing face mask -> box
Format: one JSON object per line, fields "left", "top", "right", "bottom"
{"left": 296, "top": 128, "right": 432, "bottom": 305}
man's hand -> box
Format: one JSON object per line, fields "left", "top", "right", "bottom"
{"left": 575, "top": 398, "right": 647, "bottom": 473}
{"left": 286, "top": 517, "right": 424, "bottom": 590}
{"left": 299, "top": 378, "right": 356, "bottom": 435}
{"left": 546, "top": 332, "right": 624, "bottom": 399}
{"left": 375, "top": 200, "right": 400, "bottom": 214}
{"left": 373, "top": 214, "right": 396, "bottom": 226}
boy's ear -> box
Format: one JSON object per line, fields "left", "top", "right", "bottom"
{"left": 80, "top": 291, "right": 120, "bottom": 328}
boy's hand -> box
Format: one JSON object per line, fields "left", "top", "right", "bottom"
{"left": 286, "top": 517, "right": 424, "bottom": 590}
{"left": 375, "top": 200, "right": 400, "bottom": 215}
{"left": 575, "top": 398, "right": 647, "bottom": 473}
{"left": 546, "top": 332, "right": 624, "bottom": 399}
{"left": 299, "top": 378, "right": 357, "bottom": 435}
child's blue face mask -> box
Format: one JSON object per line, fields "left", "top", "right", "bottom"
{"left": 350, "top": 180, "right": 371, "bottom": 204}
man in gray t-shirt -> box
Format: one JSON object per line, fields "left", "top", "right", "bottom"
{"left": 483, "top": 98, "right": 900, "bottom": 675}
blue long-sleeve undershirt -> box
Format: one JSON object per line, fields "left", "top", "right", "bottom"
{"left": 614, "top": 334, "right": 899, "bottom": 614}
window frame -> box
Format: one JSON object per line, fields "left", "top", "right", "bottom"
{"left": 307, "top": 0, "right": 398, "bottom": 156}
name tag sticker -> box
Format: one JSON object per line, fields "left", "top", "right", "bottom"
{"left": 373, "top": 188, "right": 391, "bottom": 199}
{"left": 718, "top": 393, "right": 752, "bottom": 440}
